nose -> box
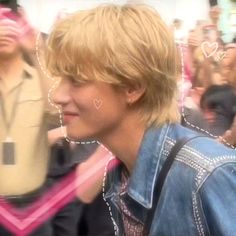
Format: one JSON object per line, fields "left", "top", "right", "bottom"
{"left": 52, "top": 78, "right": 71, "bottom": 107}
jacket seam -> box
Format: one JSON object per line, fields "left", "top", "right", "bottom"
{"left": 192, "top": 192, "right": 205, "bottom": 236}
{"left": 196, "top": 159, "right": 236, "bottom": 191}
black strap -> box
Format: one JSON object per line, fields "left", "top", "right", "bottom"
{"left": 143, "top": 135, "right": 203, "bottom": 235}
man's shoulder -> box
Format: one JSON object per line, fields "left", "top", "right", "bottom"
{"left": 167, "top": 123, "right": 235, "bottom": 160}
{"left": 166, "top": 124, "right": 236, "bottom": 185}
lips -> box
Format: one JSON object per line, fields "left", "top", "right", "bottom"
{"left": 63, "top": 112, "right": 79, "bottom": 124}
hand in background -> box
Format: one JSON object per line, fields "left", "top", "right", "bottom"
{"left": 188, "top": 30, "right": 202, "bottom": 49}
{"left": 0, "top": 8, "right": 20, "bottom": 43}
{"left": 0, "top": 6, "right": 38, "bottom": 53}
{"left": 17, "top": 6, "right": 38, "bottom": 53}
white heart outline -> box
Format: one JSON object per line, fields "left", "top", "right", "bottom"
{"left": 216, "top": 50, "right": 226, "bottom": 61}
{"left": 201, "top": 41, "right": 218, "bottom": 58}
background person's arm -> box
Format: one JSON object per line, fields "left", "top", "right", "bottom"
{"left": 48, "top": 126, "right": 66, "bottom": 146}
{"left": 76, "top": 145, "right": 114, "bottom": 203}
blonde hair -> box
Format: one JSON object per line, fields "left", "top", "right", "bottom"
{"left": 46, "top": 4, "right": 180, "bottom": 127}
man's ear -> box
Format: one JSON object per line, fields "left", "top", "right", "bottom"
{"left": 124, "top": 84, "right": 146, "bottom": 106}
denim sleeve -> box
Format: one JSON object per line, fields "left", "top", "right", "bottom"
{"left": 199, "top": 162, "right": 236, "bottom": 236}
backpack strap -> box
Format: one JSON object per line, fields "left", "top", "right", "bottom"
{"left": 143, "top": 135, "right": 204, "bottom": 235}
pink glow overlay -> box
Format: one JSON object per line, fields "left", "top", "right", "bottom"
{"left": 0, "top": 154, "right": 119, "bottom": 235}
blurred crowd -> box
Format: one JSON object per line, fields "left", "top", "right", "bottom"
{"left": 0, "top": 1, "right": 235, "bottom": 236}
{"left": 172, "top": 5, "right": 236, "bottom": 146}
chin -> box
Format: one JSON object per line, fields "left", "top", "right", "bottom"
{"left": 66, "top": 126, "right": 97, "bottom": 143}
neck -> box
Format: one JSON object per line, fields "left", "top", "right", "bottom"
{"left": 98, "top": 112, "right": 146, "bottom": 174}
{"left": 0, "top": 54, "right": 24, "bottom": 82}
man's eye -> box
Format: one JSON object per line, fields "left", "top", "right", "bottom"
{"left": 72, "top": 80, "right": 82, "bottom": 86}
{"left": 67, "top": 77, "right": 82, "bottom": 86}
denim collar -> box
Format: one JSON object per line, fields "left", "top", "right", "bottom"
{"left": 127, "top": 123, "right": 171, "bottom": 209}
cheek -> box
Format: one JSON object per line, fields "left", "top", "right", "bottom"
{"left": 71, "top": 89, "right": 94, "bottom": 111}
{"left": 93, "top": 98, "right": 124, "bottom": 123}
{"left": 89, "top": 97, "right": 125, "bottom": 129}
{"left": 70, "top": 85, "right": 126, "bottom": 127}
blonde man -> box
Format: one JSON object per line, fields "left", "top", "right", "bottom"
{"left": 47, "top": 4, "right": 236, "bottom": 236}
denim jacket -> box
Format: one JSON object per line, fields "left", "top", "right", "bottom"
{"left": 104, "top": 123, "right": 236, "bottom": 236}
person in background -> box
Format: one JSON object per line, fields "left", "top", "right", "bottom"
{"left": 221, "top": 43, "right": 236, "bottom": 89}
{"left": 0, "top": 6, "right": 64, "bottom": 236}
{"left": 209, "top": 4, "right": 221, "bottom": 26}
{"left": 200, "top": 84, "right": 236, "bottom": 136}
{"left": 172, "top": 18, "right": 186, "bottom": 44}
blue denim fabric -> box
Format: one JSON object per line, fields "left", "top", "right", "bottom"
{"left": 104, "top": 123, "right": 236, "bottom": 236}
